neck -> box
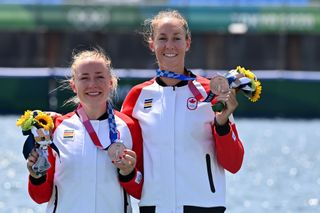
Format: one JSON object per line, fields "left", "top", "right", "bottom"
{"left": 159, "top": 65, "right": 185, "bottom": 74}
{"left": 82, "top": 103, "right": 107, "bottom": 120}
{"left": 159, "top": 77, "right": 180, "bottom": 86}
{"left": 158, "top": 66, "right": 187, "bottom": 86}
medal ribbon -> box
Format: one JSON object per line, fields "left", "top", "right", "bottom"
{"left": 187, "top": 81, "right": 216, "bottom": 104}
{"left": 77, "top": 102, "right": 118, "bottom": 150}
{"left": 156, "top": 69, "right": 196, "bottom": 81}
{"left": 156, "top": 69, "right": 217, "bottom": 104}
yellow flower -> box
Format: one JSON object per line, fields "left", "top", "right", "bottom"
{"left": 16, "top": 110, "right": 34, "bottom": 131}
{"left": 17, "top": 110, "right": 54, "bottom": 131}
{"left": 236, "top": 66, "right": 256, "bottom": 80}
{"left": 16, "top": 110, "right": 31, "bottom": 126}
{"left": 34, "top": 113, "right": 54, "bottom": 131}
{"left": 250, "top": 80, "right": 262, "bottom": 102}
{"left": 235, "top": 66, "right": 262, "bottom": 102}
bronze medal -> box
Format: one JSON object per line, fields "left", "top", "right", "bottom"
{"left": 107, "top": 141, "right": 126, "bottom": 163}
{"left": 210, "top": 75, "right": 229, "bottom": 95}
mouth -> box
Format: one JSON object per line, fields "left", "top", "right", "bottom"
{"left": 86, "top": 92, "right": 102, "bottom": 96}
{"left": 164, "top": 53, "right": 177, "bottom": 58}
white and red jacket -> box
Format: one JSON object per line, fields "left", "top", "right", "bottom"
{"left": 121, "top": 74, "right": 244, "bottom": 213}
{"left": 28, "top": 110, "right": 143, "bottom": 213}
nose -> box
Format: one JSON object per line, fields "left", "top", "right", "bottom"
{"left": 165, "top": 39, "right": 175, "bottom": 49}
{"left": 87, "top": 78, "right": 97, "bottom": 87}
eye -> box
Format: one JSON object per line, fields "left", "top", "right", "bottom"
{"left": 79, "top": 77, "right": 88, "bottom": 80}
{"left": 159, "top": 37, "right": 167, "bottom": 41}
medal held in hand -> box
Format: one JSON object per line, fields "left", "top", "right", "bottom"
{"left": 107, "top": 140, "right": 126, "bottom": 163}
{"left": 210, "top": 66, "right": 263, "bottom": 112}
{"left": 210, "top": 75, "right": 230, "bottom": 95}
{"left": 210, "top": 75, "right": 230, "bottom": 112}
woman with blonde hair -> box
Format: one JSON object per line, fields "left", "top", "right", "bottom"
{"left": 26, "top": 48, "right": 143, "bottom": 212}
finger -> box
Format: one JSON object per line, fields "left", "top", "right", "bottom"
{"left": 112, "top": 161, "right": 126, "bottom": 170}
{"left": 27, "top": 160, "right": 38, "bottom": 177}
{"left": 230, "top": 89, "right": 236, "bottom": 95}
{"left": 30, "top": 149, "right": 39, "bottom": 158}
{"left": 28, "top": 154, "right": 38, "bottom": 163}
{"left": 226, "top": 91, "right": 238, "bottom": 107}
{"left": 123, "top": 149, "right": 136, "bottom": 159}
{"left": 27, "top": 160, "right": 34, "bottom": 168}
{"left": 122, "top": 155, "right": 136, "bottom": 167}
{"left": 216, "top": 93, "right": 230, "bottom": 104}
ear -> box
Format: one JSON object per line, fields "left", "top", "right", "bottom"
{"left": 185, "top": 37, "right": 191, "bottom": 52}
{"left": 109, "top": 78, "right": 113, "bottom": 89}
{"left": 149, "top": 39, "right": 155, "bottom": 52}
{"left": 70, "top": 79, "right": 77, "bottom": 93}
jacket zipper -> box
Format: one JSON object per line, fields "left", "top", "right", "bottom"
{"left": 206, "top": 154, "right": 216, "bottom": 193}
{"left": 53, "top": 185, "right": 58, "bottom": 213}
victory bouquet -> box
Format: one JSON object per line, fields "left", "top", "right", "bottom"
{"left": 210, "top": 66, "right": 262, "bottom": 112}
{"left": 16, "top": 110, "right": 59, "bottom": 176}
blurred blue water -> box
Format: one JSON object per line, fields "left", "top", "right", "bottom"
{"left": 0, "top": 116, "right": 319, "bottom": 213}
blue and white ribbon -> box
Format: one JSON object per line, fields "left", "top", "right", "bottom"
{"left": 107, "top": 102, "right": 119, "bottom": 143}
{"left": 156, "top": 69, "right": 196, "bottom": 81}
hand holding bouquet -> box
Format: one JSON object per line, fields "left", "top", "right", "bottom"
{"left": 17, "top": 110, "right": 59, "bottom": 176}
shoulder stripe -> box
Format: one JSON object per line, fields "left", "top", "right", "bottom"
{"left": 121, "top": 78, "right": 155, "bottom": 117}
{"left": 53, "top": 111, "right": 76, "bottom": 133}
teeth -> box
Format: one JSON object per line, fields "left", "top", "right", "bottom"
{"left": 87, "top": 92, "right": 99, "bottom": 96}
{"left": 165, "top": 53, "right": 176, "bottom": 57}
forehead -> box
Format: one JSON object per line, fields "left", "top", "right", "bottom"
{"left": 75, "top": 57, "right": 108, "bottom": 73}
{"left": 154, "top": 17, "right": 185, "bottom": 34}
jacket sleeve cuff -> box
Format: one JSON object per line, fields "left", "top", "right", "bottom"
{"left": 214, "top": 119, "right": 231, "bottom": 136}
{"left": 118, "top": 169, "right": 136, "bottom": 182}
{"left": 29, "top": 174, "right": 46, "bottom": 185}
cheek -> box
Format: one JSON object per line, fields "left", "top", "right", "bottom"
{"left": 98, "top": 79, "right": 112, "bottom": 90}
{"left": 153, "top": 41, "right": 164, "bottom": 50}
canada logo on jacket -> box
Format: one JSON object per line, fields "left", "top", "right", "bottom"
{"left": 187, "top": 97, "right": 198, "bottom": 110}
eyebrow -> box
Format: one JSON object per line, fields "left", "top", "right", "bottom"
{"left": 79, "top": 71, "right": 104, "bottom": 75}
{"left": 159, "top": 32, "right": 182, "bottom": 36}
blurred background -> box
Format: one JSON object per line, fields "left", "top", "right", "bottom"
{"left": 0, "top": 1, "right": 319, "bottom": 213}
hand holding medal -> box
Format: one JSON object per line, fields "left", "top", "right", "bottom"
{"left": 105, "top": 103, "right": 136, "bottom": 175}
{"left": 210, "top": 66, "right": 262, "bottom": 112}
{"left": 111, "top": 149, "right": 137, "bottom": 176}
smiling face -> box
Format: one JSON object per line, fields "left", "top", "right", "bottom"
{"left": 70, "top": 57, "right": 112, "bottom": 110}
{"left": 149, "top": 17, "right": 191, "bottom": 73}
